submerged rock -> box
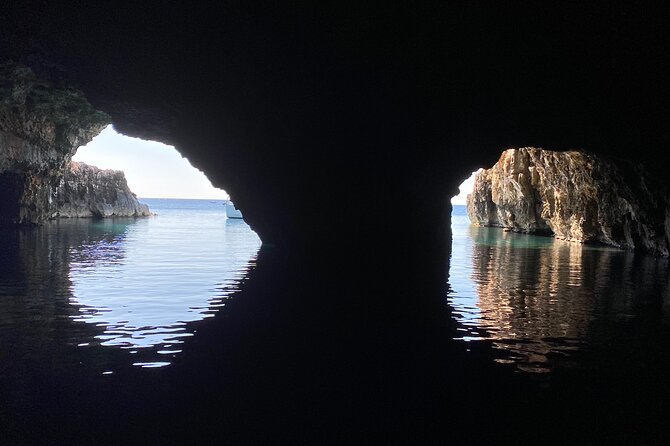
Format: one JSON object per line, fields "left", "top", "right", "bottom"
{"left": 467, "top": 148, "right": 670, "bottom": 255}
{"left": 51, "top": 162, "right": 151, "bottom": 218}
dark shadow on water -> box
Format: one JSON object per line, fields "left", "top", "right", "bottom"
{"left": 0, "top": 219, "right": 134, "bottom": 367}
{"left": 0, "top": 219, "right": 137, "bottom": 425}
{"left": 0, "top": 215, "right": 262, "bottom": 433}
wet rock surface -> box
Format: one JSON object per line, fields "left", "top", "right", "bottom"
{"left": 467, "top": 148, "right": 670, "bottom": 255}
{"left": 51, "top": 161, "right": 150, "bottom": 218}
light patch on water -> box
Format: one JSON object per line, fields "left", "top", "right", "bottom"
{"left": 66, "top": 200, "right": 261, "bottom": 370}
{"left": 448, "top": 204, "right": 670, "bottom": 374}
{"left": 132, "top": 362, "right": 172, "bottom": 368}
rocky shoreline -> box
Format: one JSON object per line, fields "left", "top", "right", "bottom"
{"left": 467, "top": 148, "right": 670, "bottom": 256}
{"left": 51, "top": 161, "right": 151, "bottom": 219}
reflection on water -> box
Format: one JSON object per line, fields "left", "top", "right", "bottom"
{"left": 0, "top": 200, "right": 261, "bottom": 373}
{"left": 448, "top": 207, "right": 670, "bottom": 373}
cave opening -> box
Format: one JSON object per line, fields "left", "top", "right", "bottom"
{"left": 23, "top": 124, "right": 265, "bottom": 369}
{"left": 73, "top": 125, "right": 230, "bottom": 202}
{"left": 1, "top": 1, "right": 670, "bottom": 440}
{"left": 450, "top": 169, "right": 480, "bottom": 210}
{"left": 446, "top": 146, "right": 670, "bottom": 376}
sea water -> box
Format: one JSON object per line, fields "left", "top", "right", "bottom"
{"left": 2, "top": 202, "right": 668, "bottom": 378}
{"left": 448, "top": 204, "right": 670, "bottom": 373}
{"left": 0, "top": 198, "right": 261, "bottom": 374}
{"left": 2, "top": 201, "right": 670, "bottom": 442}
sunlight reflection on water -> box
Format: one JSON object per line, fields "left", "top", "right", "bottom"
{"left": 66, "top": 200, "right": 261, "bottom": 368}
{"left": 448, "top": 206, "right": 670, "bottom": 374}
{"left": 0, "top": 199, "right": 261, "bottom": 372}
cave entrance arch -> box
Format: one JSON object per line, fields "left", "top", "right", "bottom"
{"left": 43, "top": 124, "right": 263, "bottom": 369}
{"left": 446, "top": 146, "right": 670, "bottom": 374}
{"left": 73, "top": 125, "right": 229, "bottom": 203}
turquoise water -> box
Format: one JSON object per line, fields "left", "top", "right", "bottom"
{"left": 448, "top": 205, "right": 670, "bottom": 373}
{"left": 0, "top": 199, "right": 261, "bottom": 373}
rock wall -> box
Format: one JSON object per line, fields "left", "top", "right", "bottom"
{"left": 51, "top": 162, "right": 150, "bottom": 218}
{"left": 467, "top": 148, "right": 670, "bottom": 255}
{"left": 0, "top": 62, "right": 109, "bottom": 223}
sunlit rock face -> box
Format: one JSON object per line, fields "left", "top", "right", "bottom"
{"left": 51, "top": 161, "right": 150, "bottom": 218}
{"left": 0, "top": 62, "right": 110, "bottom": 224}
{"left": 467, "top": 148, "right": 670, "bottom": 255}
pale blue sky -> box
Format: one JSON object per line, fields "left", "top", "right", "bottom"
{"left": 73, "top": 126, "right": 229, "bottom": 199}
{"left": 451, "top": 170, "right": 480, "bottom": 205}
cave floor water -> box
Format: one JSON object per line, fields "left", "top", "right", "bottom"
{"left": 1, "top": 202, "right": 669, "bottom": 444}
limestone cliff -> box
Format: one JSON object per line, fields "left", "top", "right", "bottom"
{"left": 51, "top": 162, "right": 151, "bottom": 218}
{"left": 0, "top": 62, "right": 110, "bottom": 223}
{"left": 467, "top": 148, "right": 670, "bottom": 255}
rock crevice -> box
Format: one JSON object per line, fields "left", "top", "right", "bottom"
{"left": 467, "top": 148, "right": 670, "bottom": 255}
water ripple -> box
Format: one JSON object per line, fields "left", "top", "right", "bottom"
{"left": 67, "top": 206, "right": 261, "bottom": 368}
{"left": 0, "top": 200, "right": 261, "bottom": 373}
{"left": 448, "top": 208, "right": 670, "bottom": 374}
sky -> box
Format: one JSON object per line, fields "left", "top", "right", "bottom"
{"left": 73, "top": 126, "right": 229, "bottom": 199}
{"left": 450, "top": 170, "right": 480, "bottom": 205}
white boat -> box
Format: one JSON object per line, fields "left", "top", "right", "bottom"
{"left": 225, "top": 201, "right": 243, "bottom": 219}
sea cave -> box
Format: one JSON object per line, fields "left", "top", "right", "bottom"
{"left": 1, "top": 2, "right": 670, "bottom": 444}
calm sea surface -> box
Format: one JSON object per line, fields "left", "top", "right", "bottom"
{"left": 0, "top": 198, "right": 261, "bottom": 374}
{"left": 2, "top": 200, "right": 670, "bottom": 442}
{"left": 449, "top": 204, "right": 670, "bottom": 374}
{"left": 2, "top": 202, "right": 668, "bottom": 378}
